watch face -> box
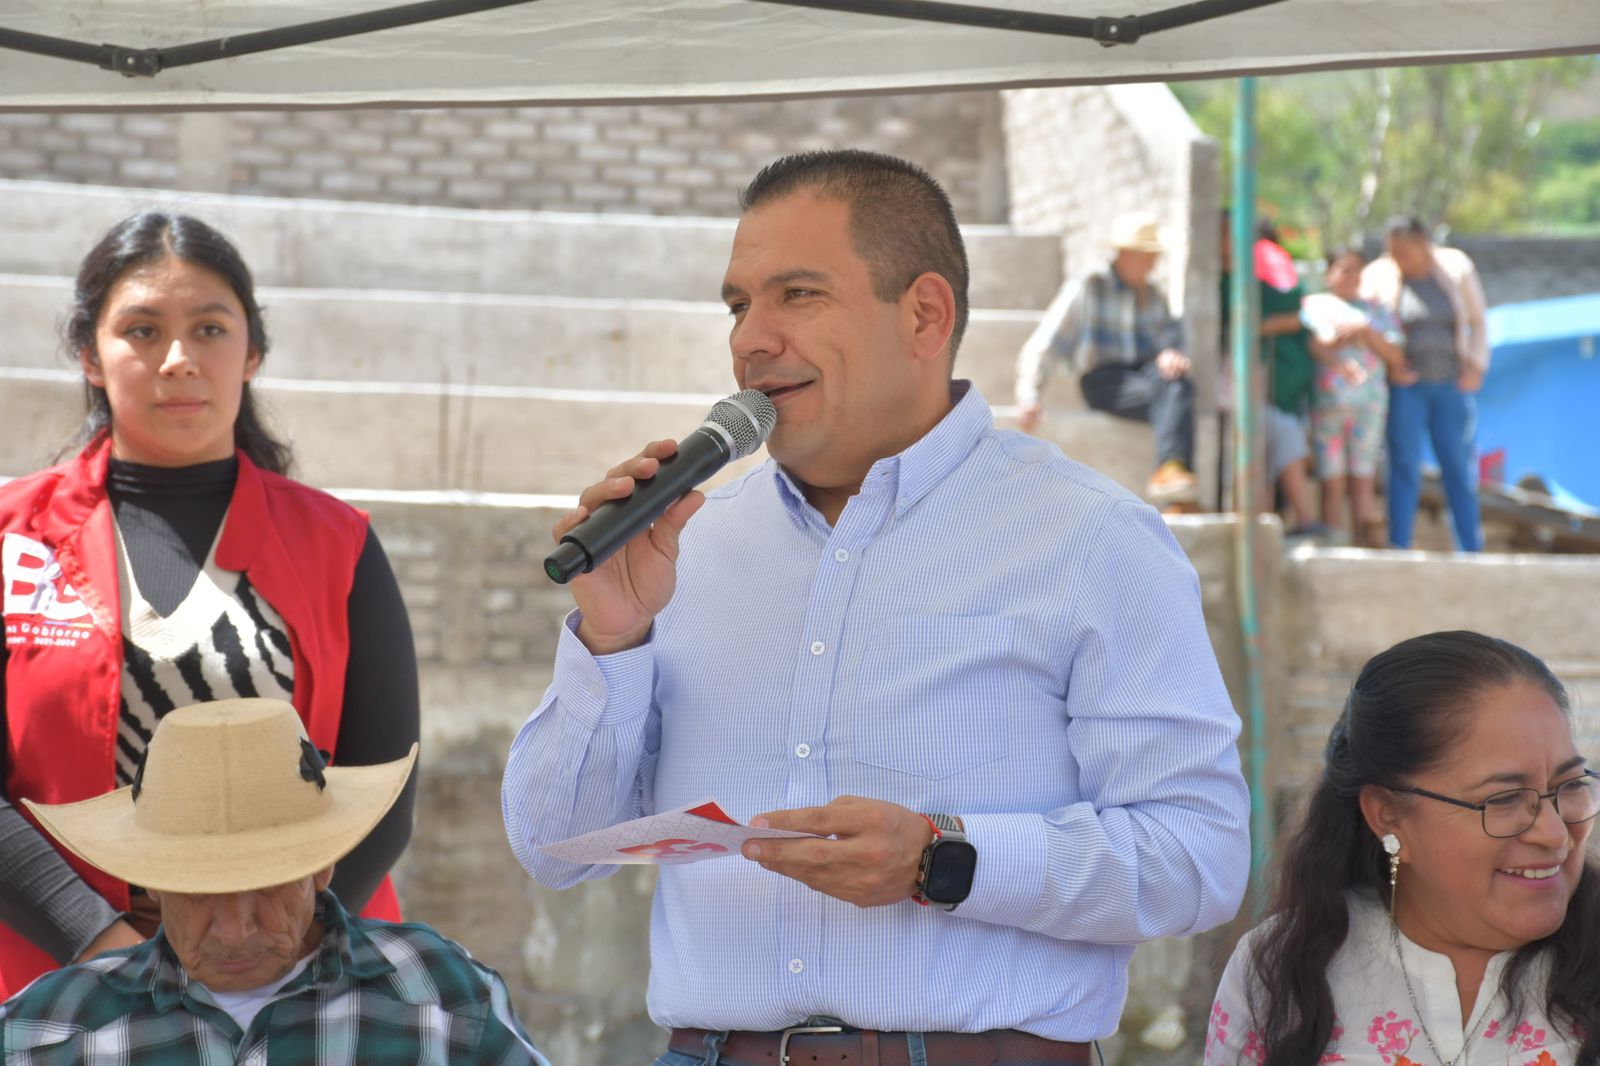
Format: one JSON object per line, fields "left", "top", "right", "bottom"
{"left": 923, "top": 840, "right": 978, "bottom": 904}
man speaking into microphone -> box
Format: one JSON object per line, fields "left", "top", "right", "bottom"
{"left": 501, "top": 150, "right": 1250, "bottom": 1066}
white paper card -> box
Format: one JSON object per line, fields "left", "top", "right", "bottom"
{"left": 536, "top": 798, "right": 818, "bottom": 865}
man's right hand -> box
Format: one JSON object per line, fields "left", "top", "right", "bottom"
{"left": 1017, "top": 403, "right": 1043, "bottom": 433}
{"left": 557, "top": 439, "right": 706, "bottom": 656}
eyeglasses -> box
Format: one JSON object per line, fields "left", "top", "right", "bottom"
{"left": 1394, "top": 770, "right": 1600, "bottom": 839}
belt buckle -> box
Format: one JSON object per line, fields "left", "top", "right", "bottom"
{"left": 778, "top": 1024, "right": 845, "bottom": 1063}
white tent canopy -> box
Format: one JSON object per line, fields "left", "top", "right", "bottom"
{"left": 1, "top": 0, "right": 1597, "bottom": 111}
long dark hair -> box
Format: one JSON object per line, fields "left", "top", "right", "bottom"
{"left": 1251, "top": 631, "right": 1599, "bottom": 1066}
{"left": 65, "top": 211, "right": 292, "bottom": 475}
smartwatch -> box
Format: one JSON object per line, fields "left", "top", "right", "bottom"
{"left": 913, "top": 814, "right": 977, "bottom": 911}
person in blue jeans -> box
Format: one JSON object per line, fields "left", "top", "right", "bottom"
{"left": 1361, "top": 216, "right": 1489, "bottom": 551}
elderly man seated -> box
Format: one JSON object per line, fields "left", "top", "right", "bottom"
{"left": 1, "top": 698, "right": 549, "bottom": 1065}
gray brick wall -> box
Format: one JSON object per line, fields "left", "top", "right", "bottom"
{"left": 1449, "top": 234, "right": 1600, "bottom": 307}
{"left": 0, "top": 112, "right": 179, "bottom": 187}
{"left": 0, "top": 93, "right": 1008, "bottom": 221}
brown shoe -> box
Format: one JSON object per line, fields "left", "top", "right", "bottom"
{"left": 1146, "top": 460, "right": 1198, "bottom": 505}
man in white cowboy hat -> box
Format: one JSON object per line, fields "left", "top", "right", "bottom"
{"left": 1015, "top": 209, "right": 1199, "bottom": 507}
{"left": 0, "top": 698, "right": 549, "bottom": 1066}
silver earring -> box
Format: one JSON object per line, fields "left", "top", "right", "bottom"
{"left": 1383, "top": 833, "right": 1401, "bottom": 914}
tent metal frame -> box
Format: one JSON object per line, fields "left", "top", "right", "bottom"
{"left": 0, "top": 0, "right": 540, "bottom": 77}
{"left": 0, "top": 0, "right": 1290, "bottom": 77}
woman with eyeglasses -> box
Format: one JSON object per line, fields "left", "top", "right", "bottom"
{"left": 1205, "top": 631, "right": 1598, "bottom": 1066}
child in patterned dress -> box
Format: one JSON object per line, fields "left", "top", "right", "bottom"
{"left": 1302, "top": 249, "right": 1414, "bottom": 546}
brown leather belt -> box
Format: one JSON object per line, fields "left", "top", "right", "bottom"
{"left": 668, "top": 1026, "right": 1093, "bottom": 1066}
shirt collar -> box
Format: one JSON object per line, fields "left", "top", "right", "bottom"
{"left": 769, "top": 380, "right": 991, "bottom": 527}
{"left": 98, "top": 891, "right": 393, "bottom": 1012}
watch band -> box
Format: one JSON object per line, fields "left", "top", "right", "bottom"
{"left": 913, "top": 813, "right": 970, "bottom": 911}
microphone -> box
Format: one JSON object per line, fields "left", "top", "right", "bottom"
{"left": 543, "top": 389, "right": 778, "bottom": 584}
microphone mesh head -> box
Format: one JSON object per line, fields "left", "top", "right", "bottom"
{"left": 705, "top": 389, "right": 778, "bottom": 460}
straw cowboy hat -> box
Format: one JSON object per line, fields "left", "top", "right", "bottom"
{"left": 24, "top": 698, "right": 417, "bottom": 895}
{"left": 1109, "top": 211, "right": 1165, "bottom": 254}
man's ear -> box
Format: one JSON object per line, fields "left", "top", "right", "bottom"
{"left": 80, "top": 347, "right": 105, "bottom": 388}
{"left": 903, "top": 271, "right": 956, "bottom": 367}
{"left": 243, "top": 346, "right": 262, "bottom": 383}
{"left": 313, "top": 865, "right": 335, "bottom": 892}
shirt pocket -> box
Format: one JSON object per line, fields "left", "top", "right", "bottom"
{"left": 851, "top": 613, "right": 1014, "bottom": 780}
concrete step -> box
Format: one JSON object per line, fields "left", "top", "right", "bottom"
{"left": 0, "top": 275, "right": 1075, "bottom": 414}
{"left": 0, "top": 179, "right": 1063, "bottom": 311}
{"left": 0, "top": 371, "right": 1148, "bottom": 498}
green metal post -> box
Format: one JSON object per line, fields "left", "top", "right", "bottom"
{"left": 1230, "top": 76, "right": 1274, "bottom": 912}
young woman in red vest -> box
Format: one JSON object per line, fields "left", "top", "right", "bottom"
{"left": 0, "top": 213, "right": 419, "bottom": 997}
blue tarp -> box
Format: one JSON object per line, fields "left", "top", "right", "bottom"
{"left": 1477, "top": 293, "right": 1600, "bottom": 509}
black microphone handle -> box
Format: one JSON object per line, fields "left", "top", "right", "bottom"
{"left": 544, "top": 427, "right": 732, "bottom": 584}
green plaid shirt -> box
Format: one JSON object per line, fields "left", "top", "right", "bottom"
{"left": 0, "top": 892, "right": 549, "bottom": 1065}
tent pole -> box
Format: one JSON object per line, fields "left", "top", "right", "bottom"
{"left": 1230, "top": 75, "right": 1273, "bottom": 915}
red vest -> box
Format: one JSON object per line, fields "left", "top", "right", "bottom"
{"left": 0, "top": 438, "right": 401, "bottom": 996}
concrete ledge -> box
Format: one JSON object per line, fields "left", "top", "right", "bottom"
{"left": 0, "top": 179, "right": 1063, "bottom": 311}
{"left": 0, "top": 372, "right": 1143, "bottom": 496}
{"left": 0, "top": 275, "right": 1051, "bottom": 408}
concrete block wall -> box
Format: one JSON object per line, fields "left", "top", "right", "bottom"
{"left": 0, "top": 93, "right": 1008, "bottom": 221}
{"left": 0, "top": 112, "right": 180, "bottom": 188}
{"left": 1278, "top": 548, "right": 1600, "bottom": 796}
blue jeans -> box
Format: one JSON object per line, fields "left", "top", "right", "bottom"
{"left": 1079, "top": 362, "right": 1196, "bottom": 470}
{"left": 1386, "top": 380, "right": 1482, "bottom": 551}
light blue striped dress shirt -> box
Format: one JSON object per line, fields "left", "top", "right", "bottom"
{"left": 502, "top": 382, "right": 1250, "bottom": 1040}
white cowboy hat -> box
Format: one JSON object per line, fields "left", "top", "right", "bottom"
{"left": 1109, "top": 211, "right": 1165, "bottom": 254}
{"left": 24, "top": 698, "right": 417, "bottom": 895}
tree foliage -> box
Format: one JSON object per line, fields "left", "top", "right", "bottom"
{"left": 1172, "top": 58, "right": 1600, "bottom": 252}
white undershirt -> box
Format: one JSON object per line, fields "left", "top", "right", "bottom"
{"left": 199, "top": 954, "right": 313, "bottom": 1031}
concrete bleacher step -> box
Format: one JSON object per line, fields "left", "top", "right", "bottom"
{"left": 0, "top": 179, "right": 1064, "bottom": 311}
{"left": 0, "top": 371, "right": 1150, "bottom": 498}
{"left": 0, "top": 274, "right": 1066, "bottom": 413}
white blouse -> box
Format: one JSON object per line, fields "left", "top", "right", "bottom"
{"left": 1206, "top": 894, "right": 1580, "bottom": 1066}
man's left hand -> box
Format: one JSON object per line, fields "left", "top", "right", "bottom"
{"left": 743, "top": 796, "right": 935, "bottom": 908}
{"left": 1155, "top": 349, "right": 1191, "bottom": 381}
{"left": 1458, "top": 365, "right": 1485, "bottom": 393}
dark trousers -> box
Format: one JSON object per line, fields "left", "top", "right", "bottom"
{"left": 1079, "top": 362, "right": 1195, "bottom": 470}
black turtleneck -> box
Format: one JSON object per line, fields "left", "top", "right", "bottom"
{"left": 0, "top": 459, "right": 419, "bottom": 961}
{"left": 106, "top": 457, "right": 237, "bottom": 616}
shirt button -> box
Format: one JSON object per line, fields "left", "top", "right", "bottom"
{"left": 794, "top": 743, "right": 811, "bottom": 758}
{"left": 588, "top": 682, "right": 605, "bottom": 698}
{"left": 834, "top": 548, "right": 850, "bottom": 563}
{"left": 788, "top": 958, "right": 805, "bottom": 974}
{"left": 810, "top": 641, "right": 825, "bottom": 656}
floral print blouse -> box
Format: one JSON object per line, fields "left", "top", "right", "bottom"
{"left": 1206, "top": 894, "right": 1580, "bottom": 1066}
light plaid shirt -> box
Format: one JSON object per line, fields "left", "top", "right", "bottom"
{"left": 0, "top": 893, "right": 549, "bottom": 1066}
{"left": 1015, "top": 261, "right": 1185, "bottom": 406}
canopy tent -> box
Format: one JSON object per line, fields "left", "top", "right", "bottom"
{"left": 1, "top": 0, "right": 1596, "bottom": 111}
